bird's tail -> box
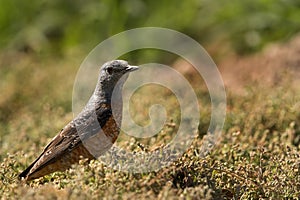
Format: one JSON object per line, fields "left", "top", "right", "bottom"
{"left": 19, "top": 161, "right": 36, "bottom": 181}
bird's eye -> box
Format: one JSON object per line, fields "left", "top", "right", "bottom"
{"left": 106, "top": 67, "right": 113, "bottom": 75}
{"left": 112, "top": 63, "right": 120, "bottom": 68}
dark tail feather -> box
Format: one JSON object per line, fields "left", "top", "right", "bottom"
{"left": 19, "top": 154, "right": 43, "bottom": 181}
{"left": 19, "top": 162, "right": 35, "bottom": 180}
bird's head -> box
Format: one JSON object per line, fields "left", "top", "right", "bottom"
{"left": 96, "top": 60, "right": 139, "bottom": 97}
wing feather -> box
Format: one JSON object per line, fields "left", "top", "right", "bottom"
{"left": 19, "top": 103, "right": 113, "bottom": 180}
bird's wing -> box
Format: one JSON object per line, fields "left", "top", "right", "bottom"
{"left": 19, "top": 104, "right": 113, "bottom": 179}
{"left": 19, "top": 122, "right": 78, "bottom": 179}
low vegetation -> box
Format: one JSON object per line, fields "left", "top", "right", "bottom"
{"left": 0, "top": 50, "right": 299, "bottom": 199}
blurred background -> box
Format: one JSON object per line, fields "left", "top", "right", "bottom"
{"left": 1, "top": 0, "right": 300, "bottom": 56}
{"left": 1, "top": 0, "right": 300, "bottom": 153}
{"left": 1, "top": 0, "right": 300, "bottom": 154}
{"left": 1, "top": 1, "right": 300, "bottom": 198}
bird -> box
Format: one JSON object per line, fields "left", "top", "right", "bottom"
{"left": 19, "top": 60, "right": 139, "bottom": 181}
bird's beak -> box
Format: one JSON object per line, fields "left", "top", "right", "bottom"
{"left": 126, "top": 65, "right": 139, "bottom": 72}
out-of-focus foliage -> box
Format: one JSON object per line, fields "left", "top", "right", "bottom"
{"left": 1, "top": 0, "right": 300, "bottom": 56}
{"left": 1, "top": 1, "right": 300, "bottom": 199}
